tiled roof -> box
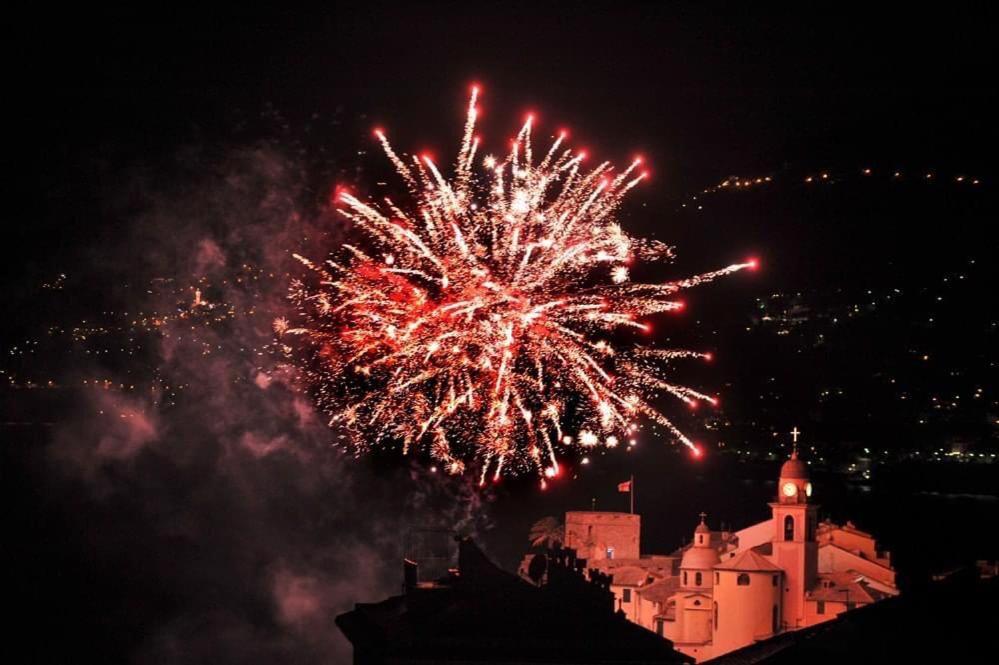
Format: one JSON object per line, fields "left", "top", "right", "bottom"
{"left": 714, "top": 549, "right": 782, "bottom": 572}
{"left": 609, "top": 565, "right": 657, "bottom": 586}
{"left": 809, "top": 572, "right": 888, "bottom": 604}
{"left": 638, "top": 577, "right": 680, "bottom": 603}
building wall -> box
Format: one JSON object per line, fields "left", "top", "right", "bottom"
{"left": 733, "top": 519, "right": 773, "bottom": 554}
{"left": 712, "top": 570, "right": 781, "bottom": 658}
{"left": 564, "top": 512, "right": 640, "bottom": 562}
{"left": 679, "top": 594, "right": 713, "bottom": 644}
{"left": 634, "top": 595, "right": 658, "bottom": 631}
{"left": 663, "top": 598, "right": 714, "bottom": 663}
{"left": 803, "top": 598, "right": 849, "bottom": 626}
{"left": 612, "top": 584, "right": 641, "bottom": 625}
{"left": 817, "top": 525, "right": 890, "bottom": 567}
{"left": 818, "top": 545, "right": 896, "bottom": 587}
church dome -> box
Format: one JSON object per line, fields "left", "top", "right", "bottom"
{"left": 681, "top": 543, "right": 720, "bottom": 570}
{"left": 780, "top": 452, "right": 809, "bottom": 479}
{"left": 681, "top": 514, "right": 719, "bottom": 570}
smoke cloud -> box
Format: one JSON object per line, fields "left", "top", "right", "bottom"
{"left": 29, "top": 140, "right": 495, "bottom": 663}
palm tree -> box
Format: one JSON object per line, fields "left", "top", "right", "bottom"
{"left": 528, "top": 516, "right": 564, "bottom": 548}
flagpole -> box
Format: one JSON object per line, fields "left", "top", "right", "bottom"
{"left": 630, "top": 474, "right": 635, "bottom": 514}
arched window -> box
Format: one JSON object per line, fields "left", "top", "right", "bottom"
{"left": 695, "top": 572, "right": 702, "bottom": 586}
{"left": 772, "top": 574, "right": 779, "bottom": 587}
{"left": 698, "top": 534, "right": 704, "bottom": 545}
{"left": 772, "top": 605, "right": 779, "bottom": 633}
{"left": 713, "top": 602, "right": 719, "bottom": 628}
{"left": 784, "top": 515, "right": 795, "bottom": 541}
{"left": 737, "top": 573, "right": 750, "bottom": 586}
{"left": 683, "top": 571, "right": 688, "bottom": 585}
{"left": 715, "top": 572, "right": 720, "bottom": 584}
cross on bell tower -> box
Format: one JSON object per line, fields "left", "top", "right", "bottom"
{"left": 790, "top": 426, "right": 801, "bottom": 457}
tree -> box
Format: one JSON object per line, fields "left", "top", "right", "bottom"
{"left": 528, "top": 516, "right": 564, "bottom": 548}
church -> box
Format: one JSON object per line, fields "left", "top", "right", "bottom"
{"left": 555, "top": 435, "right": 899, "bottom": 662}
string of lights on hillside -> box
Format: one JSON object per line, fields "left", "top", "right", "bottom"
{"left": 678, "top": 165, "right": 986, "bottom": 211}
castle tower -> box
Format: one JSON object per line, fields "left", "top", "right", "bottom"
{"left": 563, "top": 511, "right": 641, "bottom": 561}
{"left": 769, "top": 428, "right": 818, "bottom": 629}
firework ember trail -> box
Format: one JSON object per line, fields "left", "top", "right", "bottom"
{"left": 278, "top": 87, "right": 756, "bottom": 486}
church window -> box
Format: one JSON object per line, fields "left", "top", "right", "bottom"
{"left": 713, "top": 602, "right": 718, "bottom": 628}
{"left": 784, "top": 515, "right": 795, "bottom": 541}
{"left": 772, "top": 574, "right": 779, "bottom": 586}
{"left": 695, "top": 572, "right": 702, "bottom": 586}
{"left": 693, "top": 599, "right": 702, "bottom": 606}
{"left": 737, "top": 573, "right": 750, "bottom": 586}
{"left": 623, "top": 588, "right": 631, "bottom": 602}
{"left": 715, "top": 572, "right": 720, "bottom": 584}
{"left": 683, "top": 571, "right": 688, "bottom": 585}
{"left": 606, "top": 546, "right": 615, "bottom": 559}
{"left": 817, "top": 601, "right": 825, "bottom": 615}
{"left": 772, "top": 605, "right": 779, "bottom": 633}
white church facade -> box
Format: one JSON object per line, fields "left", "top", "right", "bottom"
{"left": 557, "top": 439, "right": 899, "bottom": 662}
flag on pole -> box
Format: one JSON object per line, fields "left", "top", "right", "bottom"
{"left": 617, "top": 480, "right": 632, "bottom": 492}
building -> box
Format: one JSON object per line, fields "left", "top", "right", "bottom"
{"left": 565, "top": 510, "right": 642, "bottom": 561}
{"left": 705, "top": 564, "right": 999, "bottom": 664}
{"left": 547, "top": 444, "right": 899, "bottom": 662}
{"left": 337, "top": 536, "right": 693, "bottom": 664}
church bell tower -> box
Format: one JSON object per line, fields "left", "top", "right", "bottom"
{"left": 770, "top": 427, "right": 818, "bottom": 630}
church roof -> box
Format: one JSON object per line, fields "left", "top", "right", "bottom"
{"left": 681, "top": 543, "right": 720, "bottom": 570}
{"left": 715, "top": 549, "right": 782, "bottom": 572}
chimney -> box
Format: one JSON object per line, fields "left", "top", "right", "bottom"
{"left": 403, "top": 558, "right": 418, "bottom": 592}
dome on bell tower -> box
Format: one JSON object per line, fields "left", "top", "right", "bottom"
{"left": 780, "top": 450, "right": 809, "bottom": 479}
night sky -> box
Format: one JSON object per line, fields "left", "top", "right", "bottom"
{"left": 5, "top": 6, "right": 998, "bottom": 664}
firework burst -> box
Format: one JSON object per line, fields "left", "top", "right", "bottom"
{"left": 280, "top": 87, "right": 755, "bottom": 486}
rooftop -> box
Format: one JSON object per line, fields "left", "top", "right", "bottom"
{"left": 715, "top": 549, "right": 782, "bottom": 572}
{"left": 337, "top": 538, "right": 692, "bottom": 664}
